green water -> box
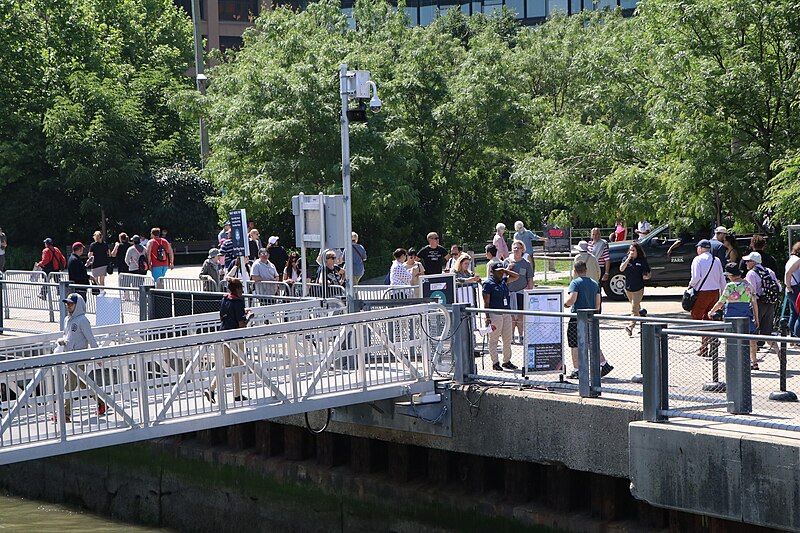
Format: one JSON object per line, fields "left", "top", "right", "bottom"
{"left": 0, "top": 494, "right": 166, "bottom": 532}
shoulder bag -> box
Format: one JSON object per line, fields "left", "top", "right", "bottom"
{"left": 682, "top": 256, "right": 716, "bottom": 312}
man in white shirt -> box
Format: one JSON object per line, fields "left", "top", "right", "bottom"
{"left": 689, "top": 239, "right": 726, "bottom": 357}
{"left": 635, "top": 220, "right": 652, "bottom": 239}
{"left": 250, "top": 248, "right": 279, "bottom": 296}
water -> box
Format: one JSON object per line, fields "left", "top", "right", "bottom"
{"left": 0, "top": 494, "right": 166, "bottom": 532}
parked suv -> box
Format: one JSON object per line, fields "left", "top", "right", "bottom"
{"left": 601, "top": 225, "right": 753, "bottom": 300}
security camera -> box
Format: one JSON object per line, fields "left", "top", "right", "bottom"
{"left": 369, "top": 94, "right": 382, "bottom": 113}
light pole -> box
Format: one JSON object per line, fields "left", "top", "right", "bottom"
{"left": 339, "top": 63, "right": 382, "bottom": 311}
{"left": 191, "top": 0, "right": 210, "bottom": 164}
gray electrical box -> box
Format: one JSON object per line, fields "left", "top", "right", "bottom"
{"left": 291, "top": 194, "right": 348, "bottom": 249}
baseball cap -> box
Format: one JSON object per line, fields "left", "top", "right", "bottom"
{"left": 714, "top": 226, "right": 728, "bottom": 234}
{"left": 43, "top": 238, "right": 53, "bottom": 245}
{"left": 577, "top": 240, "right": 589, "bottom": 252}
{"left": 724, "top": 262, "right": 742, "bottom": 277}
{"left": 742, "top": 251, "right": 762, "bottom": 263}
{"left": 490, "top": 262, "right": 505, "bottom": 271}
{"left": 697, "top": 239, "right": 712, "bottom": 249}
{"left": 223, "top": 220, "right": 231, "bottom": 227}
{"left": 207, "top": 247, "right": 221, "bottom": 259}
{"left": 72, "top": 241, "right": 84, "bottom": 249}
{"left": 62, "top": 293, "right": 79, "bottom": 305}
{"left": 268, "top": 236, "right": 279, "bottom": 245}
{"left": 131, "top": 235, "right": 141, "bottom": 244}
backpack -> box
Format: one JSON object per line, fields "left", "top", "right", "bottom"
{"left": 155, "top": 238, "right": 167, "bottom": 262}
{"left": 137, "top": 247, "right": 148, "bottom": 272}
{"left": 754, "top": 265, "right": 781, "bottom": 305}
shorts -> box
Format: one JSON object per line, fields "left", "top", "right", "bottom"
{"left": 509, "top": 291, "right": 525, "bottom": 311}
{"left": 151, "top": 266, "right": 169, "bottom": 282}
{"left": 567, "top": 317, "right": 578, "bottom": 348}
{"left": 756, "top": 302, "right": 775, "bottom": 336}
{"left": 91, "top": 266, "right": 107, "bottom": 278}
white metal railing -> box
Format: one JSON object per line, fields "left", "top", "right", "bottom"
{"left": 119, "top": 273, "right": 155, "bottom": 290}
{"left": 0, "top": 298, "right": 333, "bottom": 361}
{"left": 246, "top": 280, "right": 292, "bottom": 297}
{"left": 1, "top": 280, "right": 60, "bottom": 324}
{"left": 292, "top": 283, "right": 346, "bottom": 299}
{"left": 0, "top": 303, "right": 448, "bottom": 465}
{"left": 353, "top": 285, "right": 420, "bottom": 300}
{"left": 156, "top": 277, "right": 206, "bottom": 293}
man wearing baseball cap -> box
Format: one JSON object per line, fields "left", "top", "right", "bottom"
{"left": 689, "top": 239, "right": 727, "bottom": 356}
{"left": 710, "top": 226, "right": 728, "bottom": 264}
{"left": 35, "top": 237, "right": 66, "bottom": 299}
{"left": 67, "top": 242, "right": 92, "bottom": 301}
{"left": 266, "top": 236, "right": 288, "bottom": 280}
{"left": 55, "top": 293, "right": 104, "bottom": 421}
{"left": 744, "top": 251, "right": 782, "bottom": 354}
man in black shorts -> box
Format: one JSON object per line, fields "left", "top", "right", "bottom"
{"left": 564, "top": 261, "right": 613, "bottom": 379}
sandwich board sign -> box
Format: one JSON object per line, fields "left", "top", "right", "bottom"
{"left": 420, "top": 274, "right": 456, "bottom": 305}
{"left": 522, "top": 288, "right": 564, "bottom": 375}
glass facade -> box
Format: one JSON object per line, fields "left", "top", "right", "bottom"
{"left": 218, "top": 0, "right": 259, "bottom": 21}
{"left": 396, "top": 0, "right": 634, "bottom": 26}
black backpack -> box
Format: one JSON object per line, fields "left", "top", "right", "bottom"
{"left": 754, "top": 265, "right": 781, "bottom": 305}
{"left": 156, "top": 239, "right": 167, "bottom": 262}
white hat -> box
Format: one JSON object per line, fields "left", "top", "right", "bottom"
{"left": 742, "top": 251, "right": 762, "bottom": 264}
{"left": 714, "top": 226, "right": 728, "bottom": 234}
{"left": 268, "top": 236, "right": 279, "bottom": 245}
{"left": 577, "top": 240, "right": 589, "bottom": 251}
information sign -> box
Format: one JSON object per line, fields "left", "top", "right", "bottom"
{"left": 522, "top": 289, "right": 564, "bottom": 374}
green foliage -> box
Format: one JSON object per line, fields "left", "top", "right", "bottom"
{"left": 0, "top": 0, "right": 198, "bottom": 247}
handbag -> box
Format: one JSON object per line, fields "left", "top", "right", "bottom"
{"left": 682, "top": 256, "right": 716, "bottom": 311}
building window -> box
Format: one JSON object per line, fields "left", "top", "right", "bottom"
{"left": 405, "top": 0, "right": 420, "bottom": 24}
{"left": 549, "top": 0, "right": 568, "bottom": 14}
{"left": 419, "top": 0, "right": 436, "bottom": 25}
{"left": 174, "top": 0, "right": 204, "bottom": 19}
{"left": 219, "top": 35, "right": 244, "bottom": 52}
{"left": 218, "top": 0, "right": 259, "bottom": 21}
{"left": 525, "top": 0, "right": 545, "bottom": 17}
{"left": 504, "top": 0, "right": 523, "bottom": 17}
{"left": 482, "top": 0, "right": 502, "bottom": 15}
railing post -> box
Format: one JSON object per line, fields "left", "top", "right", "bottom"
{"left": 54, "top": 365, "right": 67, "bottom": 442}
{"left": 451, "top": 303, "right": 474, "bottom": 384}
{"left": 139, "top": 285, "right": 149, "bottom": 321}
{"left": 137, "top": 353, "right": 150, "bottom": 427}
{"left": 576, "top": 309, "right": 591, "bottom": 397}
{"left": 588, "top": 311, "right": 601, "bottom": 398}
{"left": 770, "top": 318, "right": 798, "bottom": 402}
{"left": 58, "top": 280, "right": 70, "bottom": 327}
{"left": 46, "top": 278, "right": 55, "bottom": 323}
{"left": 726, "top": 316, "right": 752, "bottom": 414}
{"left": 0, "top": 280, "right": 4, "bottom": 334}
{"left": 642, "top": 323, "right": 668, "bottom": 422}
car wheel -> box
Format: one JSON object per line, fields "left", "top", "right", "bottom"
{"left": 603, "top": 270, "right": 627, "bottom": 301}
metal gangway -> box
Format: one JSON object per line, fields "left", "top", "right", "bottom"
{"left": 0, "top": 303, "right": 448, "bottom": 465}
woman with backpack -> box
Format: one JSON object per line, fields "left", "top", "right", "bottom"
{"left": 743, "top": 251, "right": 781, "bottom": 357}
{"left": 125, "top": 235, "right": 147, "bottom": 275}
{"left": 145, "top": 227, "right": 174, "bottom": 283}
{"left": 708, "top": 263, "right": 760, "bottom": 369}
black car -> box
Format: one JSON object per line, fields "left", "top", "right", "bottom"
{"left": 601, "top": 224, "right": 753, "bottom": 300}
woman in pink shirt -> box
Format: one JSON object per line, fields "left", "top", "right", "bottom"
{"left": 493, "top": 223, "right": 509, "bottom": 260}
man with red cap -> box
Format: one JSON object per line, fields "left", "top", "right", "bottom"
{"left": 67, "top": 241, "right": 93, "bottom": 301}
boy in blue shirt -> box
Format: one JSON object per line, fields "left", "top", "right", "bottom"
{"left": 564, "top": 261, "right": 613, "bottom": 379}
{"left": 483, "top": 262, "right": 520, "bottom": 371}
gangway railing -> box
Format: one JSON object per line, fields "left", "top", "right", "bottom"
{"left": 0, "top": 303, "right": 448, "bottom": 465}
{"left": 353, "top": 285, "right": 419, "bottom": 300}
{"left": 0, "top": 298, "right": 333, "bottom": 360}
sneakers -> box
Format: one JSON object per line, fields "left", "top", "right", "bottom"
{"left": 492, "top": 362, "right": 503, "bottom": 372}
{"left": 204, "top": 390, "right": 216, "bottom": 404}
{"left": 51, "top": 414, "right": 70, "bottom": 423}
{"left": 501, "top": 361, "right": 518, "bottom": 370}
{"left": 600, "top": 362, "right": 614, "bottom": 377}
{"left": 97, "top": 403, "right": 106, "bottom": 416}
{"left": 567, "top": 369, "right": 579, "bottom": 380}
{"left": 233, "top": 395, "right": 249, "bottom": 402}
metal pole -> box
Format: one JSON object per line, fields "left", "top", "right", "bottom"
{"left": 770, "top": 317, "right": 797, "bottom": 402}
{"left": 576, "top": 309, "right": 591, "bottom": 398}
{"left": 191, "top": 0, "right": 210, "bottom": 163}
{"left": 339, "top": 63, "right": 355, "bottom": 312}
{"left": 642, "top": 323, "right": 668, "bottom": 422}
{"left": 588, "top": 310, "right": 601, "bottom": 398}
{"left": 299, "top": 192, "right": 307, "bottom": 297}
{"left": 451, "top": 303, "right": 474, "bottom": 384}
{"left": 0, "top": 281, "right": 4, "bottom": 334}
{"left": 725, "top": 316, "right": 752, "bottom": 414}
